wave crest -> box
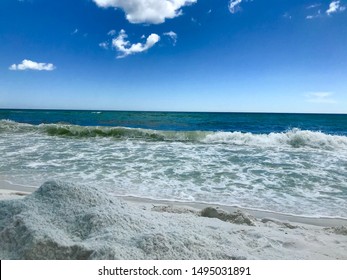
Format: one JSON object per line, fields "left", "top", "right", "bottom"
{"left": 204, "top": 128, "right": 347, "bottom": 149}
{"left": 1, "top": 120, "right": 347, "bottom": 150}
{"left": 43, "top": 124, "right": 166, "bottom": 140}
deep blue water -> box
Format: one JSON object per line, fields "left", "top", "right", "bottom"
{"left": 0, "top": 109, "right": 347, "bottom": 135}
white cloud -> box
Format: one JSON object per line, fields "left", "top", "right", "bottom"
{"left": 306, "top": 1, "right": 345, "bottom": 19}
{"left": 71, "top": 28, "right": 79, "bottom": 35}
{"left": 9, "top": 59, "right": 55, "bottom": 71}
{"left": 307, "top": 4, "right": 321, "bottom": 9}
{"left": 326, "top": 1, "right": 346, "bottom": 15}
{"left": 99, "top": 42, "right": 109, "bottom": 49}
{"left": 163, "top": 31, "right": 177, "bottom": 45}
{"left": 306, "top": 92, "right": 337, "bottom": 104}
{"left": 228, "top": 0, "right": 243, "bottom": 14}
{"left": 93, "top": 0, "right": 197, "bottom": 24}
{"left": 108, "top": 30, "right": 116, "bottom": 36}
{"left": 306, "top": 9, "right": 322, "bottom": 19}
{"left": 228, "top": 0, "right": 254, "bottom": 14}
{"left": 112, "top": 30, "right": 160, "bottom": 58}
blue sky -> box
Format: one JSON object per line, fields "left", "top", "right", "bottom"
{"left": 0, "top": 0, "right": 346, "bottom": 113}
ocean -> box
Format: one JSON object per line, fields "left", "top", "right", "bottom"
{"left": 1, "top": 109, "right": 347, "bottom": 218}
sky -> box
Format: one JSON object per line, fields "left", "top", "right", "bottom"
{"left": 0, "top": 0, "right": 347, "bottom": 113}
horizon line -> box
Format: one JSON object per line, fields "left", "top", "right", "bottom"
{"left": 0, "top": 107, "right": 347, "bottom": 115}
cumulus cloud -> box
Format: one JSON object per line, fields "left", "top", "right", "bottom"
{"left": 112, "top": 29, "right": 160, "bottom": 58}
{"left": 9, "top": 59, "right": 55, "bottom": 71}
{"left": 93, "top": 0, "right": 197, "bottom": 24}
{"left": 307, "top": 1, "right": 345, "bottom": 19}
{"left": 228, "top": 0, "right": 243, "bottom": 14}
{"left": 326, "top": 1, "right": 346, "bottom": 15}
{"left": 163, "top": 31, "right": 177, "bottom": 45}
{"left": 306, "top": 92, "right": 336, "bottom": 104}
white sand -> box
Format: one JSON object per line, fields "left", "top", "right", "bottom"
{"left": 0, "top": 181, "right": 346, "bottom": 260}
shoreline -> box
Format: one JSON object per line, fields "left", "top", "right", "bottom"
{"left": 0, "top": 180, "right": 37, "bottom": 193}
{"left": 123, "top": 195, "right": 347, "bottom": 228}
{"left": 1, "top": 182, "right": 346, "bottom": 228}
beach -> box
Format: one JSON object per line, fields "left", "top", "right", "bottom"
{"left": 1, "top": 181, "right": 346, "bottom": 260}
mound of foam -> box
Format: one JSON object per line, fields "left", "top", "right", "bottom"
{"left": 0, "top": 181, "right": 243, "bottom": 260}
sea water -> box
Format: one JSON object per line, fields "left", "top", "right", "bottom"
{"left": 0, "top": 109, "right": 346, "bottom": 218}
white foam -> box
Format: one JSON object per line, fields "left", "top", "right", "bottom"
{"left": 203, "top": 128, "right": 347, "bottom": 150}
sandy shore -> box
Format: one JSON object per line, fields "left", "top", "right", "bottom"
{"left": 0, "top": 180, "right": 35, "bottom": 199}
{"left": 0, "top": 181, "right": 347, "bottom": 260}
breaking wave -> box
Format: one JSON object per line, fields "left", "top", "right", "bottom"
{"left": 1, "top": 119, "right": 347, "bottom": 150}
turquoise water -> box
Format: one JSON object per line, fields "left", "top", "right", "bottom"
{"left": 1, "top": 109, "right": 347, "bottom": 134}
{"left": 1, "top": 109, "right": 347, "bottom": 218}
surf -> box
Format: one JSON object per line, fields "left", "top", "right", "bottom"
{"left": 1, "top": 119, "right": 347, "bottom": 150}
